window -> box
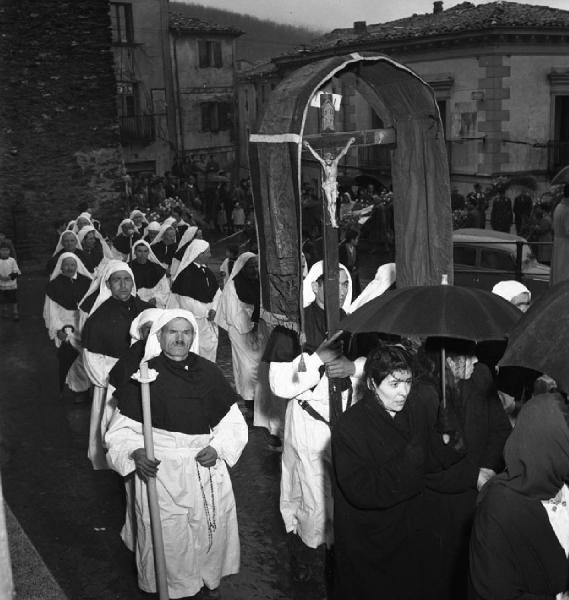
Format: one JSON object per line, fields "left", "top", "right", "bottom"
{"left": 453, "top": 245, "right": 476, "bottom": 267}
{"left": 198, "top": 40, "right": 222, "bottom": 68}
{"left": 201, "top": 102, "right": 232, "bottom": 132}
{"left": 553, "top": 95, "right": 569, "bottom": 169}
{"left": 110, "top": 3, "right": 134, "bottom": 44}
{"left": 117, "top": 81, "right": 136, "bottom": 117}
{"left": 480, "top": 249, "right": 516, "bottom": 271}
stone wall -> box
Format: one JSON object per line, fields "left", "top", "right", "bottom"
{"left": 0, "top": 0, "right": 123, "bottom": 257}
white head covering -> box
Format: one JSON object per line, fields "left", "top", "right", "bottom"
{"left": 52, "top": 230, "right": 82, "bottom": 256}
{"left": 150, "top": 217, "right": 176, "bottom": 246}
{"left": 176, "top": 225, "right": 198, "bottom": 252}
{"left": 77, "top": 226, "right": 113, "bottom": 259}
{"left": 49, "top": 251, "right": 93, "bottom": 281}
{"left": 142, "top": 308, "right": 200, "bottom": 363}
{"left": 88, "top": 260, "right": 137, "bottom": 316}
{"left": 171, "top": 239, "right": 210, "bottom": 283}
{"left": 349, "top": 263, "right": 396, "bottom": 313}
{"left": 214, "top": 252, "right": 257, "bottom": 332}
{"left": 302, "top": 260, "right": 352, "bottom": 310}
{"left": 72, "top": 213, "right": 93, "bottom": 234}
{"left": 131, "top": 239, "right": 167, "bottom": 268}
{"left": 116, "top": 218, "right": 136, "bottom": 237}
{"left": 129, "top": 308, "right": 164, "bottom": 343}
{"left": 144, "top": 221, "right": 161, "bottom": 237}
{"left": 66, "top": 220, "right": 76, "bottom": 231}
{"left": 129, "top": 209, "right": 147, "bottom": 224}
{"left": 492, "top": 280, "right": 531, "bottom": 303}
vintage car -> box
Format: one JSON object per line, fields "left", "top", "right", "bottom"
{"left": 453, "top": 228, "right": 550, "bottom": 298}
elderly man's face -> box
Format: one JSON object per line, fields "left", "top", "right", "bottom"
{"left": 62, "top": 233, "right": 77, "bottom": 252}
{"left": 159, "top": 318, "right": 195, "bottom": 361}
{"left": 61, "top": 257, "right": 78, "bottom": 279}
{"left": 107, "top": 270, "right": 133, "bottom": 301}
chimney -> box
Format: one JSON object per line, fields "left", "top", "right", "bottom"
{"left": 433, "top": 1, "right": 443, "bottom": 13}
{"left": 353, "top": 21, "right": 367, "bottom": 34}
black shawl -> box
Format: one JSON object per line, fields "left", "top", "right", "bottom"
{"left": 115, "top": 352, "right": 240, "bottom": 434}
{"left": 171, "top": 263, "right": 219, "bottom": 303}
{"left": 233, "top": 270, "right": 260, "bottom": 323}
{"left": 81, "top": 242, "right": 104, "bottom": 272}
{"left": 81, "top": 295, "right": 152, "bottom": 358}
{"left": 45, "top": 274, "right": 92, "bottom": 310}
{"left": 113, "top": 234, "right": 134, "bottom": 255}
{"left": 152, "top": 241, "right": 177, "bottom": 266}
{"left": 129, "top": 260, "right": 166, "bottom": 290}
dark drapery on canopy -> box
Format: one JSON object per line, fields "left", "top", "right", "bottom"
{"left": 249, "top": 52, "right": 452, "bottom": 331}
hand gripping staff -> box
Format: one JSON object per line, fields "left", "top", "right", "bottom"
{"left": 137, "top": 361, "right": 169, "bottom": 600}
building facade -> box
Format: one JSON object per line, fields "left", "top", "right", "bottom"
{"left": 238, "top": 1, "right": 569, "bottom": 195}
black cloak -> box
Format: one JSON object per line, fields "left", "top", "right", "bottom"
{"left": 113, "top": 234, "right": 135, "bottom": 255}
{"left": 129, "top": 260, "right": 166, "bottom": 290}
{"left": 233, "top": 271, "right": 260, "bottom": 323}
{"left": 152, "top": 241, "right": 177, "bottom": 266}
{"left": 81, "top": 295, "right": 152, "bottom": 358}
{"left": 45, "top": 274, "right": 92, "bottom": 310}
{"left": 115, "top": 352, "right": 240, "bottom": 435}
{"left": 471, "top": 394, "right": 569, "bottom": 600}
{"left": 171, "top": 263, "right": 219, "bottom": 303}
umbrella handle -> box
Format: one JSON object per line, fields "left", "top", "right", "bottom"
{"left": 140, "top": 362, "right": 169, "bottom": 600}
{"left": 440, "top": 347, "right": 450, "bottom": 445}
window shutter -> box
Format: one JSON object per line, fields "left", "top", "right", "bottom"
{"left": 213, "top": 42, "right": 222, "bottom": 68}
{"left": 201, "top": 103, "right": 211, "bottom": 131}
{"left": 198, "top": 40, "right": 209, "bottom": 68}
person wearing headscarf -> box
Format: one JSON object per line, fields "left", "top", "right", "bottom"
{"left": 112, "top": 219, "right": 139, "bottom": 261}
{"left": 150, "top": 218, "right": 178, "bottom": 268}
{"left": 77, "top": 226, "right": 112, "bottom": 274}
{"left": 470, "top": 394, "right": 569, "bottom": 600}
{"left": 167, "top": 239, "right": 221, "bottom": 361}
{"left": 349, "top": 262, "right": 396, "bottom": 313}
{"left": 264, "top": 260, "right": 366, "bottom": 576}
{"left": 170, "top": 225, "right": 199, "bottom": 278}
{"left": 71, "top": 213, "right": 93, "bottom": 235}
{"left": 46, "top": 230, "right": 89, "bottom": 275}
{"left": 43, "top": 252, "right": 93, "bottom": 396}
{"left": 215, "top": 252, "right": 267, "bottom": 418}
{"left": 419, "top": 338, "right": 512, "bottom": 600}
{"left": 105, "top": 309, "right": 248, "bottom": 599}
{"left": 143, "top": 221, "right": 161, "bottom": 244}
{"left": 129, "top": 209, "right": 147, "bottom": 232}
{"left": 82, "top": 261, "right": 152, "bottom": 469}
{"left": 128, "top": 240, "right": 169, "bottom": 308}
{"left": 492, "top": 279, "right": 531, "bottom": 312}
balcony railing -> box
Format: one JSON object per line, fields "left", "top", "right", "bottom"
{"left": 120, "top": 115, "right": 155, "bottom": 144}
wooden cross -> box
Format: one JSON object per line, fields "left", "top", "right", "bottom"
{"left": 302, "top": 92, "right": 396, "bottom": 427}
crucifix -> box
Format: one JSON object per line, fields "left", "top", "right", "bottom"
{"left": 302, "top": 91, "right": 396, "bottom": 426}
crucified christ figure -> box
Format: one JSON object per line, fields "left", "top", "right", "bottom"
{"left": 303, "top": 136, "right": 356, "bottom": 228}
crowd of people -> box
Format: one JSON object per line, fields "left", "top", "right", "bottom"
{"left": 0, "top": 169, "right": 566, "bottom": 599}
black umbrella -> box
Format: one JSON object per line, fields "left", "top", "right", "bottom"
{"left": 340, "top": 284, "right": 521, "bottom": 410}
{"left": 551, "top": 165, "right": 569, "bottom": 186}
{"left": 499, "top": 280, "right": 569, "bottom": 392}
{"left": 340, "top": 284, "right": 521, "bottom": 341}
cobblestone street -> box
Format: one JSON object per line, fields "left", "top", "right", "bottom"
{"left": 0, "top": 270, "right": 327, "bottom": 600}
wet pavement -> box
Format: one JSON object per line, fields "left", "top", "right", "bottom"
{"left": 0, "top": 269, "right": 330, "bottom": 600}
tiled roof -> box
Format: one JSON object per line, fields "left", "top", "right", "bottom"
{"left": 287, "top": 2, "right": 569, "bottom": 55}
{"left": 169, "top": 12, "right": 243, "bottom": 36}
{"left": 238, "top": 59, "right": 278, "bottom": 79}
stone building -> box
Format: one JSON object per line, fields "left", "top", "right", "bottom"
{"left": 0, "top": 0, "right": 123, "bottom": 255}
{"left": 238, "top": 1, "right": 569, "bottom": 195}
{"left": 113, "top": 5, "right": 242, "bottom": 178}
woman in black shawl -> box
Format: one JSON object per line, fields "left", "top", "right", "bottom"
{"left": 43, "top": 252, "right": 92, "bottom": 392}
{"left": 471, "top": 393, "right": 569, "bottom": 600}
{"left": 332, "top": 343, "right": 462, "bottom": 600}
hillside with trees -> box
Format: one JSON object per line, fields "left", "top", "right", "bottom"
{"left": 170, "top": 2, "right": 323, "bottom": 63}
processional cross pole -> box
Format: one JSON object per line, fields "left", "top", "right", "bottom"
{"left": 302, "top": 91, "right": 396, "bottom": 426}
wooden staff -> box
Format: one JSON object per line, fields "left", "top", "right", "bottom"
{"left": 139, "top": 361, "right": 169, "bottom": 600}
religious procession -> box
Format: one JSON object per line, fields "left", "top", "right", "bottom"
{"left": 5, "top": 1, "right": 569, "bottom": 600}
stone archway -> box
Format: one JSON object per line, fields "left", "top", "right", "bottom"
{"left": 249, "top": 52, "right": 452, "bottom": 329}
